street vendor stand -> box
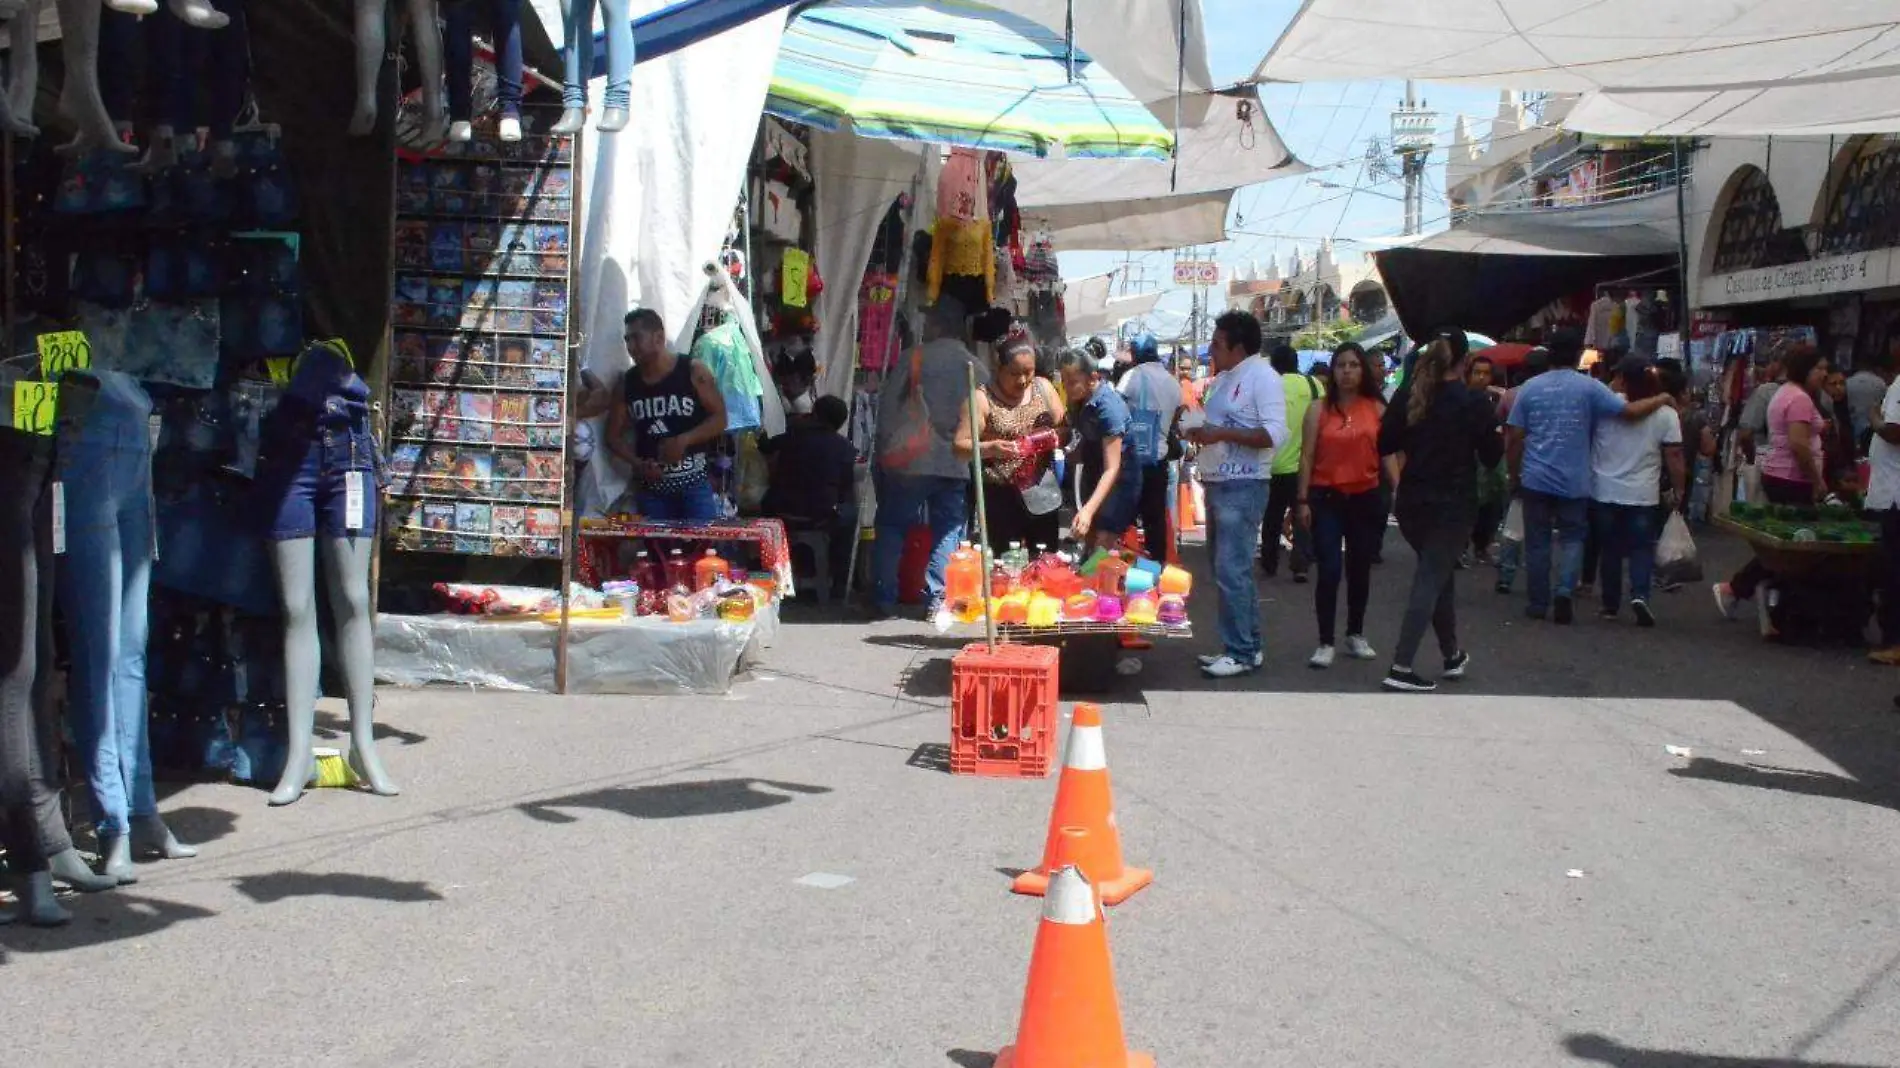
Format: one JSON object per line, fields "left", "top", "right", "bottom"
{"left": 1713, "top": 514, "right": 1879, "bottom": 643}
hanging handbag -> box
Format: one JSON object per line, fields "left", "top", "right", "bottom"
{"left": 879, "top": 345, "right": 934, "bottom": 471}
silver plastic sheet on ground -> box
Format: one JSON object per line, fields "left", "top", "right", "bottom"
{"left": 373, "top": 604, "right": 780, "bottom": 695}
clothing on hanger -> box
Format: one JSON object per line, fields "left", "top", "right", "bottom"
{"left": 936, "top": 148, "right": 987, "bottom": 224}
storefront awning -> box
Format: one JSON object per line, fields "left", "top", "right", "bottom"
{"left": 1014, "top": 87, "right": 1308, "bottom": 251}
{"left": 1370, "top": 221, "right": 1676, "bottom": 339}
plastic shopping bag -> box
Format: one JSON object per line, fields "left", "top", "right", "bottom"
{"left": 1502, "top": 499, "right": 1525, "bottom": 543}
{"left": 1656, "top": 512, "right": 1703, "bottom": 584}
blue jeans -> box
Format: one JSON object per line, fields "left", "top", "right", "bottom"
{"left": 872, "top": 471, "right": 968, "bottom": 609}
{"left": 635, "top": 479, "right": 720, "bottom": 522}
{"left": 1594, "top": 502, "right": 1658, "bottom": 609}
{"left": 448, "top": 0, "right": 524, "bottom": 121}
{"left": 57, "top": 372, "right": 160, "bottom": 839}
{"left": 564, "top": 0, "right": 633, "bottom": 111}
{"left": 1520, "top": 491, "right": 1589, "bottom": 613}
{"left": 1204, "top": 479, "right": 1271, "bottom": 661}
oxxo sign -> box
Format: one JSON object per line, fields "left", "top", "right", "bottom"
{"left": 1702, "top": 249, "right": 1897, "bottom": 306}
{"left": 1172, "top": 260, "right": 1220, "bottom": 286}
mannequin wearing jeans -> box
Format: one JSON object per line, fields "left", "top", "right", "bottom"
{"left": 259, "top": 342, "right": 398, "bottom": 806}
{"left": 445, "top": 0, "right": 525, "bottom": 144}
{"left": 549, "top": 0, "right": 631, "bottom": 136}
{"left": 58, "top": 372, "right": 197, "bottom": 883}
{"left": 350, "top": 0, "right": 448, "bottom": 144}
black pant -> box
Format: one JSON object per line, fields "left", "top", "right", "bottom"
{"left": 1729, "top": 475, "right": 1815, "bottom": 598}
{"left": 1137, "top": 462, "right": 1171, "bottom": 560}
{"left": 1261, "top": 471, "right": 1307, "bottom": 574}
{"left": 1311, "top": 487, "right": 1383, "bottom": 645}
{"left": 983, "top": 482, "right": 1061, "bottom": 557}
{"left": 1472, "top": 499, "right": 1505, "bottom": 555}
{"left": 1395, "top": 508, "right": 1468, "bottom": 668}
{"left": 0, "top": 429, "right": 62, "bottom": 875}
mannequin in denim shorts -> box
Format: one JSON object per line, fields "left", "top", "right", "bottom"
{"left": 257, "top": 342, "right": 399, "bottom": 806}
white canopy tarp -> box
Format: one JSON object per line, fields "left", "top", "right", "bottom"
{"left": 1067, "top": 292, "right": 1164, "bottom": 337}
{"left": 1253, "top": 1, "right": 1900, "bottom": 91}
{"left": 1564, "top": 74, "right": 1900, "bottom": 136}
{"left": 571, "top": 2, "right": 789, "bottom": 516}
{"left": 994, "top": 0, "right": 1216, "bottom": 127}
{"left": 1014, "top": 88, "right": 1308, "bottom": 251}
{"left": 810, "top": 131, "right": 930, "bottom": 401}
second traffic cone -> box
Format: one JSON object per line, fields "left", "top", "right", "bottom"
{"left": 996, "top": 837, "right": 1154, "bottom": 1068}
{"left": 1012, "top": 703, "right": 1152, "bottom": 906}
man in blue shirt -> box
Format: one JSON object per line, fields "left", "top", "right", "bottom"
{"left": 1505, "top": 329, "right": 1671, "bottom": 623}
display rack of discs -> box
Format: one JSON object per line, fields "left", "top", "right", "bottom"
{"left": 383, "top": 104, "right": 573, "bottom": 559}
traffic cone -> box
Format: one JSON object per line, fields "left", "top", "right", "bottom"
{"left": 1012, "top": 703, "right": 1152, "bottom": 906}
{"left": 996, "top": 835, "right": 1154, "bottom": 1068}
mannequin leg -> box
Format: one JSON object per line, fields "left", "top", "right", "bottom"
{"left": 268, "top": 538, "right": 320, "bottom": 805}
{"left": 405, "top": 0, "right": 448, "bottom": 145}
{"left": 53, "top": 0, "right": 136, "bottom": 155}
{"left": 0, "top": 432, "right": 67, "bottom": 923}
{"left": 322, "top": 537, "right": 398, "bottom": 796}
{"left": 548, "top": 0, "right": 591, "bottom": 136}
{"left": 348, "top": 0, "right": 388, "bottom": 136}
{"left": 493, "top": 0, "right": 523, "bottom": 141}
{"left": 113, "top": 469, "right": 194, "bottom": 861}
{"left": 0, "top": 4, "right": 33, "bottom": 136}
{"left": 106, "top": 0, "right": 156, "bottom": 12}
{"left": 58, "top": 485, "right": 136, "bottom": 880}
{"left": 596, "top": 0, "right": 630, "bottom": 132}
{"left": 443, "top": 0, "right": 474, "bottom": 140}
{"left": 5, "top": 0, "right": 41, "bottom": 136}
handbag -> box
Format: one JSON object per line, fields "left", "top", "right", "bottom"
{"left": 879, "top": 346, "right": 933, "bottom": 470}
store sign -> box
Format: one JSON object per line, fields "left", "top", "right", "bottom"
{"left": 1173, "top": 260, "right": 1220, "bottom": 286}
{"left": 1702, "top": 249, "right": 1898, "bottom": 306}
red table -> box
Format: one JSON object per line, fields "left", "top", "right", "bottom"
{"left": 576, "top": 516, "right": 795, "bottom": 596}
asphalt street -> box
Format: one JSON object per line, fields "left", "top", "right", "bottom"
{"left": 3, "top": 527, "right": 1897, "bottom": 1067}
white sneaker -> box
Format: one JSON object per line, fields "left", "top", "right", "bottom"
{"left": 1198, "top": 650, "right": 1263, "bottom": 669}
{"left": 498, "top": 116, "right": 523, "bottom": 143}
{"left": 1201, "top": 655, "right": 1256, "bottom": 678}
{"left": 1344, "top": 634, "right": 1377, "bottom": 660}
{"left": 1712, "top": 582, "right": 1739, "bottom": 620}
{"left": 447, "top": 120, "right": 474, "bottom": 143}
{"left": 1308, "top": 645, "right": 1335, "bottom": 669}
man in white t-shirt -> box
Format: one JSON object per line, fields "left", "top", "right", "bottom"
{"left": 1588, "top": 357, "right": 1684, "bottom": 627}
{"left": 1187, "top": 311, "right": 1288, "bottom": 677}
{"left": 1118, "top": 333, "right": 1186, "bottom": 561}
{"left": 1864, "top": 374, "right": 1900, "bottom": 663}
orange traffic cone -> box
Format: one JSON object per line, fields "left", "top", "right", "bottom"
{"left": 996, "top": 832, "right": 1154, "bottom": 1068}
{"left": 1012, "top": 703, "right": 1152, "bottom": 906}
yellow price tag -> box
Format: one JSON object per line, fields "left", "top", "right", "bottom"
{"left": 266, "top": 357, "right": 293, "bottom": 386}
{"left": 13, "top": 380, "right": 59, "bottom": 435}
{"left": 36, "top": 331, "right": 90, "bottom": 378}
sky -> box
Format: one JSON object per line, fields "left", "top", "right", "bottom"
{"left": 1059, "top": 0, "right": 1510, "bottom": 331}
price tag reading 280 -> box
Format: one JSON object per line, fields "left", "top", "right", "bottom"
{"left": 36, "top": 330, "right": 91, "bottom": 378}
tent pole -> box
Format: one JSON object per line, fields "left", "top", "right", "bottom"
{"left": 1063, "top": 0, "right": 1074, "bottom": 83}
{"left": 1672, "top": 137, "right": 1690, "bottom": 363}
{"left": 968, "top": 358, "right": 996, "bottom": 653}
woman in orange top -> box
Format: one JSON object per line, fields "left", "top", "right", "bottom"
{"left": 1296, "top": 342, "right": 1388, "bottom": 668}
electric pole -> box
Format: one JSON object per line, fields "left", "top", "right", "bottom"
{"left": 1391, "top": 80, "right": 1437, "bottom": 236}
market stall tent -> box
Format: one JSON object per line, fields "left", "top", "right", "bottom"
{"left": 1369, "top": 219, "right": 1675, "bottom": 340}
{"left": 1250, "top": 1, "right": 1900, "bottom": 137}
{"left": 1014, "top": 88, "right": 1308, "bottom": 251}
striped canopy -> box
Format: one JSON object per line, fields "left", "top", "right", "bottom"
{"left": 766, "top": 0, "right": 1174, "bottom": 161}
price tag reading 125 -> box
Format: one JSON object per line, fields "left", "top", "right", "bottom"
{"left": 36, "top": 331, "right": 90, "bottom": 378}
{"left": 12, "top": 380, "right": 58, "bottom": 436}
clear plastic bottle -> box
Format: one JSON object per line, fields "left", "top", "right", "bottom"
{"left": 663, "top": 549, "right": 692, "bottom": 592}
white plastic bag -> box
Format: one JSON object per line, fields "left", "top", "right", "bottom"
{"left": 1656, "top": 512, "right": 1702, "bottom": 582}
{"left": 1502, "top": 499, "right": 1525, "bottom": 542}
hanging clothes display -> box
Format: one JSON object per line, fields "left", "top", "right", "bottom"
{"left": 927, "top": 147, "right": 994, "bottom": 310}
{"left": 693, "top": 317, "right": 764, "bottom": 433}
{"left": 858, "top": 272, "right": 899, "bottom": 372}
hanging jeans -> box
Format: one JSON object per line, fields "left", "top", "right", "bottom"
{"left": 447, "top": 0, "right": 525, "bottom": 122}
{"left": 147, "top": 0, "right": 251, "bottom": 138}
{"left": 0, "top": 429, "right": 60, "bottom": 874}
{"left": 57, "top": 371, "right": 161, "bottom": 840}
{"left": 563, "top": 0, "right": 633, "bottom": 111}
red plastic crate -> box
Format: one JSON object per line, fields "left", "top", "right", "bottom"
{"left": 949, "top": 642, "right": 1060, "bottom": 778}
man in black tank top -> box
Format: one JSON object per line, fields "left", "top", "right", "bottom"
{"left": 605, "top": 308, "right": 728, "bottom": 520}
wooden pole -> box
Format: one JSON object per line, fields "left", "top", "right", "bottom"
{"left": 555, "top": 127, "right": 585, "bottom": 695}
{"left": 967, "top": 359, "right": 995, "bottom": 653}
